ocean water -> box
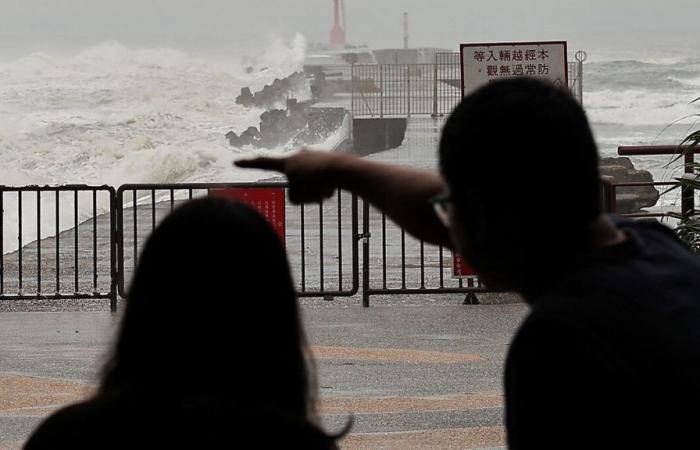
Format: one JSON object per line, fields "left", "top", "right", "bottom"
{"left": 0, "top": 35, "right": 312, "bottom": 187}
{"left": 0, "top": 32, "right": 698, "bottom": 250}
{"left": 0, "top": 35, "right": 315, "bottom": 251}
{"left": 577, "top": 32, "right": 700, "bottom": 181}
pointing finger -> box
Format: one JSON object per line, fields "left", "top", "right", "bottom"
{"left": 234, "top": 156, "right": 287, "bottom": 172}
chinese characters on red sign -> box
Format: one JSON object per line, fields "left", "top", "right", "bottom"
{"left": 209, "top": 188, "right": 286, "bottom": 243}
{"left": 452, "top": 253, "right": 478, "bottom": 279}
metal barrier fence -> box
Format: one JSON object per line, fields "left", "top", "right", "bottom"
{"left": 351, "top": 64, "right": 443, "bottom": 117}
{"left": 618, "top": 145, "right": 699, "bottom": 219}
{"left": 2, "top": 165, "right": 688, "bottom": 310}
{"left": 0, "top": 185, "right": 118, "bottom": 308}
{"left": 360, "top": 201, "right": 487, "bottom": 307}
{"left": 568, "top": 61, "right": 584, "bottom": 105}
{"left": 435, "top": 53, "right": 463, "bottom": 116}
{"left": 351, "top": 55, "right": 584, "bottom": 118}
{"left": 362, "top": 177, "right": 616, "bottom": 307}
{"left": 115, "top": 183, "right": 359, "bottom": 301}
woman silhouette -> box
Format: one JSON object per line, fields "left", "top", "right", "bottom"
{"left": 26, "top": 197, "right": 343, "bottom": 449}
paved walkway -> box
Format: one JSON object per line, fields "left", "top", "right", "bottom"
{"left": 0, "top": 302, "right": 527, "bottom": 449}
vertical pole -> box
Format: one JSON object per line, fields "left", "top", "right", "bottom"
{"left": 37, "top": 191, "right": 41, "bottom": 295}
{"left": 92, "top": 190, "right": 97, "bottom": 294}
{"left": 337, "top": 191, "right": 343, "bottom": 292}
{"left": 433, "top": 59, "right": 439, "bottom": 117}
{"left": 362, "top": 200, "right": 370, "bottom": 307}
{"left": 406, "top": 66, "right": 411, "bottom": 118}
{"left": 110, "top": 189, "right": 118, "bottom": 312}
{"left": 73, "top": 191, "right": 78, "bottom": 294}
{"left": 300, "top": 204, "right": 306, "bottom": 292}
{"left": 403, "top": 12, "right": 409, "bottom": 49}
{"left": 577, "top": 61, "right": 584, "bottom": 106}
{"left": 379, "top": 65, "right": 384, "bottom": 119}
{"left": 682, "top": 152, "right": 695, "bottom": 219}
{"left": 351, "top": 194, "right": 359, "bottom": 295}
{"left": 0, "top": 191, "right": 3, "bottom": 296}
{"left": 319, "top": 201, "right": 324, "bottom": 292}
{"left": 18, "top": 192, "right": 22, "bottom": 294}
{"left": 351, "top": 64, "right": 355, "bottom": 116}
{"left": 55, "top": 191, "right": 59, "bottom": 294}
{"left": 600, "top": 177, "right": 617, "bottom": 214}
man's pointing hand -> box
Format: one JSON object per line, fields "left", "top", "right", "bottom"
{"left": 235, "top": 150, "right": 340, "bottom": 204}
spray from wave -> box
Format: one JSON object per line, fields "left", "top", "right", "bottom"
{"left": 0, "top": 34, "right": 311, "bottom": 252}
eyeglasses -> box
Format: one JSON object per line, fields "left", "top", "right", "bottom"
{"left": 429, "top": 192, "right": 452, "bottom": 228}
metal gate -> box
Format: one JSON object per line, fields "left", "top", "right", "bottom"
{"left": 359, "top": 201, "right": 489, "bottom": 307}
{"left": 115, "top": 183, "right": 360, "bottom": 300}
{"left": 352, "top": 53, "right": 585, "bottom": 118}
{"left": 0, "top": 185, "right": 118, "bottom": 309}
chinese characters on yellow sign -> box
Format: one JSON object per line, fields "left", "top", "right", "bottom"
{"left": 460, "top": 41, "right": 568, "bottom": 97}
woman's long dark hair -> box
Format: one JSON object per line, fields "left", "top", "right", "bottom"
{"left": 100, "top": 197, "right": 313, "bottom": 418}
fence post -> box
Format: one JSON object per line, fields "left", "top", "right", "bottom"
{"left": 109, "top": 187, "right": 119, "bottom": 312}
{"left": 350, "top": 64, "right": 355, "bottom": 116}
{"left": 433, "top": 61, "right": 439, "bottom": 117}
{"left": 600, "top": 176, "right": 617, "bottom": 214}
{"left": 362, "top": 200, "right": 370, "bottom": 307}
{"left": 574, "top": 51, "right": 587, "bottom": 106}
{"left": 682, "top": 152, "right": 695, "bottom": 219}
{"left": 406, "top": 66, "right": 411, "bottom": 118}
{"left": 577, "top": 62, "right": 584, "bottom": 106}
{"left": 379, "top": 65, "right": 384, "bottom": 119}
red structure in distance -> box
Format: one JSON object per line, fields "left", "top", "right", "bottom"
{"left": 330, "top": 0, "right": 346, "bottom": 47}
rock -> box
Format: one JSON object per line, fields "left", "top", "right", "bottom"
{"left": 241, "top": 126, "right": 260, "bottom": 140}
{"left": 235, "top": 72, "right": 307, "bottom": 110}
{"left": 599, "top": 157, "right": 660, "bottom": 213}
{"left": 226, "top": 127, "right": 260, "bottom": 147}
{"left": 287, "top": 99, "right": 309, "bottom": 130}
{"left": 259, "top": 110, "right": 289, "bottom": 134}
{"left": 310, "top": 71, "right": 329, "bottom": 99}
{"left": 225, "top": 131, "right": 241, "bottom": 147}
{"left": 235, "top": 87, "right": 255, "bottom": 108}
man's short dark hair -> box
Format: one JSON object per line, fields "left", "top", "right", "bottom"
{"left": 439, "top": 77, "right": 601, "bottom": 228}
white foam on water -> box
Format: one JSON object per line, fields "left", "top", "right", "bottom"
{"left": 587, "top": 89, "right": 699, "bottom": 127}
{"left": 0, "top": 35, "right": 311, "bottom": 252}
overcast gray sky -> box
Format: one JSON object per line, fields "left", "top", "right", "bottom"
{"left": 1, "top": 0, "right": 698, "bottom": 50}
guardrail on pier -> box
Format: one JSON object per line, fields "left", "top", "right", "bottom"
{"left": 351, "top": 53, "right": 585, "bottom": 118}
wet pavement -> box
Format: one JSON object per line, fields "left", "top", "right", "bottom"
{"left": 0, "top": 117, "right": 526, "bottom": 448}
{"left": 0, "top": 302, "right": 528, "bottom": 449}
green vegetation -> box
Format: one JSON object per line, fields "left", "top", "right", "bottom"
{"left": 669, "top": 97, "right": 700, "bottom": 254}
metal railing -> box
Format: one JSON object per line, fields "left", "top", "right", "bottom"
{"left": 1, "top": 163, "right": 685, "bottom": 311}
{"left": 351, "top": 55, "right": 584, "bottom": 118}
{"left": 360, "top": 201, "right": 488, "bottom": 307}
{"left": 351, "top": 64, "right": 443, "bottom": 117}
{"left": 115, "top": 183, "right": 359, "bottom": 301}
{"left": 618, "top": 145, "right": 699, "bottom": 219}
{"left": 0, "top": 185, "right": 118, "bottom": 308}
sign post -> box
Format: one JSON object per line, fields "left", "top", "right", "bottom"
{"left": 452, "top": 40, "right": 568, "bottom": 280}
{"left": 460, "top": 41, "right": 568, "bottom": 97}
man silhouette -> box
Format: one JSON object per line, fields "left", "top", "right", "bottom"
{"left": 237, "top": 77, "right": 700, "bottom": 448}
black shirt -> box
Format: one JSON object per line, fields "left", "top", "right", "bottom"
{"left": 506, "top": 219, "right": 700, "bottom": 449}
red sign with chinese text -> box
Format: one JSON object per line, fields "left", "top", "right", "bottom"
{"left": 209, "top": 188, "right": 286, "bottom": 243}
{"left": 452, "top": 252, "right": 478, "bottom": 279}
